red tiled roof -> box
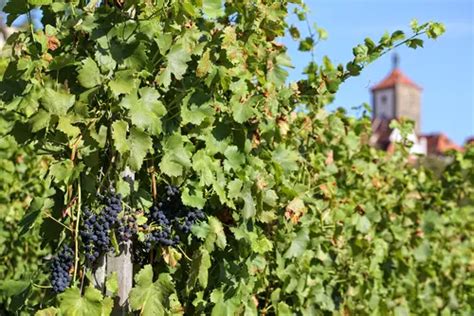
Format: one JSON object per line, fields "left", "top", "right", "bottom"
{"left": 371, "top": 68, "right": 422, "bottom": 91}
{"left": 421, "top": 133, "right": 462, "bottom": 155}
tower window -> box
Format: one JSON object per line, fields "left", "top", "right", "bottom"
{"left": 381, "top": 95, "right": 387, "bottom": 104}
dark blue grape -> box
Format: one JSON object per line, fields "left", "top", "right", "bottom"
{"left": 117, "top": 214, "right": 138, "bottom": 243}
{"left": 50, "top": 245, "right": 74, "bottom": 293}
{"left": 80, "top": 193, "right": 122, "bottom": 264}
{"left": 135, "top": 186, "right": 207, "bottom": 264}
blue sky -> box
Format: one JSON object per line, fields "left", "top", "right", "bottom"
{"left": 284, "top": 0, "right": 473, "bottom": 145}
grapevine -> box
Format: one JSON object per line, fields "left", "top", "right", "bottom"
{"left": 0, "top": 1, "right": 470, "bottom": 315}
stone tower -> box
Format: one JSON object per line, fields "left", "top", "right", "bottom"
{"left": 371, "top": 54, "right": 422, "bottom": 133}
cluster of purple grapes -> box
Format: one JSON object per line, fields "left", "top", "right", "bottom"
{"left": 140, "top": 186, "right": 205, "bottom": 253}
{"left": 80, "top": 193, "right": 122, "bottom": 263}
{"left": 180, "top": 210, "right": 205, "bottom": 233}
{"left": 50, "top": 245, "right": 73, "bottom": 293}
{"left": 117, "top": 214, "right": 138, "bottom": 243}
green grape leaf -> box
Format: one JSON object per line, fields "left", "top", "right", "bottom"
{"left": 156, "top": 43, "right": 191, "bottom": 88}
{"left": 57, "top": 117, "right": 81, "bottom": 138}
{"left": 106, "top": 272, "right": 119, "bottom": 295}
{"left": 59, "top": 287, "right": 105, "bottom": 316}
{"left": 125, "top": 87, "right": 166, "bottom": 135}
{"left": 188, "top": 247, "right": 211, "bottom": 289}
{"left": 112, "top": 120, "right": 129, "bottom": 155}
{"left": 129, "top": 265, "right": 175, "bottom": 316}
{"left": 159, "top": 159, "right": 183, "bottom": 177}
{"left": 223, "top": 146, "right": 245, "bottom": 171}
{"left": 156, "top": 33, "right": 172, "bottom": 54}
{"left": 35, "top": 307, "right": 58, "bottom": 316}
{"left": 242, "top": 188, "right": 256, "bottom": 219}
{"left": 202, "top": 0, "right": 224, "bottom": 18}
{"left": 356, "top": 215, "right": 371, "bottom": 233}
{"left": 182, "top": 186, "right": 206, "bottom": 209}
{"left": 128, "top": 127, "right": 152, "bottom": 171}
{"left": 109, "top": 70, "right": 137, "bottom": 97}
{"left": 192, "top": 216, "right": 226, "bottom": 252}
{"left": 284, "top": 228, "right": 309, "bottom": 258}
{"left": 196, "top": 50, "right": 212, "bottom": 77}
{"left": 272, "top": 146, "right": 299, "bottom": 172}
{"left": 231, "top": 98, "right": 254, "bottom": 123}
{"left": 159, "top": 135, "right": 191, "bottom": 177}
{"left": 28, "top": 0, "right": 52, "bottom": 5}
{"left": 181, "top": 102, "right": 214, "bottom": 126}
{"left": 41, "top": 88, "right": 75, "bottom": 116}
{"left": 29, "top": 110, "right": 51, "bottom": 132}
{"left": 192, "top": 150, "right": 216, "bottom": 186}
{"left": 0, "top": 280, "right": 30, "bottom": 297}
{"left": 77, "top": 58, "right": 102, "bottom": 89}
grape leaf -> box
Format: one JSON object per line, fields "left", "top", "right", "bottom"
{"left": 156, "top": 43, "right": 191, "bottom": 88}
{"left": 109, "top": 70, "right": 137, "bottom": 97}
{"left": 284, "top": 228, "right": 309, "bottom": 258}
{"left": 34, "top": 307, "right": 58, "bottom": 316}
{"left": 106, "top": 272, "right": 118, "bottom": 295}
{"left": 159, "top": 135, "right": 191, "bottom": 177}
{"left": 77, "top": 58, "right": 102, "bottom": 89}
{"left": 188, "top": 247, "right": 211, "bottom": 289}
{"left": 57, "top": 117, "right": 81, "bottom": 138}
{"left": 202, "top": 0, "right": 224, "bottom": 18}
{"left": 129, "top": 265, "right": 175, "bottom": 316}
{"left": 112, "top": 120, "right": 129, "bottom": 155}
{"left": 59, "top": 287, "right": 106, "bottom": 316}
{"left": 193, "top": 216, "right": 226, "bottom": 252}
{"left": 124, "top": 88, "right": 166, "bottom": 135}
{"left": 29, "top": 110, "right": 51, "bottom": 132}
{"left": 242, "top": 188, "right": 256, "bottom": 219}
{"left": 128, "top": 127, "right": 152, "bottom": 171}
{"left": 28, "top": 0, "right": 52, "bottom": 5}
{"left": 40, "top": 88, "right": 75, "bottom": 116}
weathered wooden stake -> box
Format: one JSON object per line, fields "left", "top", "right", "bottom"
{"left": 93, "top": 167, "right": 135, "bottom": 314}
{"left": 107, "top": 241, "right": 133, "bottom": 315}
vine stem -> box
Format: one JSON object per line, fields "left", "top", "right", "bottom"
{"left": 45, "top": 214, "right": 73, "bottom": 232}
{"left": 177, "top": 245, "right": 192, "bottom": 261}
{"left": 73, "top": 178, "right": 82, "bottom": 283}
{"left": 150, "top": 159, "right": 157, "bottom": 200}
{"left": 32, "top": 283, "right": 52, "bottom": 289}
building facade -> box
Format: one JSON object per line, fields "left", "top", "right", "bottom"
{"left": 370, "top": 55, "right": 462, "bottom": 156}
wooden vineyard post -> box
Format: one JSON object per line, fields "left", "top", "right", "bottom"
{"left": 93, "top": 168, "right": 135, "bottom": 315}
{"left": 92, "top": 244, "right": 133, "bottom": 315}
{"left": 107, "top": 241, "right": 133, "bottom": 315}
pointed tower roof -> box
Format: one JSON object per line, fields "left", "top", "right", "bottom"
{"left": 371, "top": 54, "right": 422, "bottom": 91}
